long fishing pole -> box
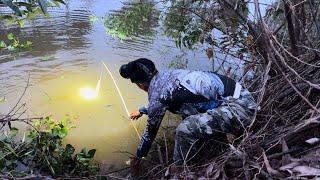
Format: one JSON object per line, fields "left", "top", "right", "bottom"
{"left": 95, "top": 67, "right": 103, "bottom": 94}
{"left": 102, "top": 62, "right": 141, "bottom": 140}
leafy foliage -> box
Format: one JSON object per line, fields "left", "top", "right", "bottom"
{"left": 89, "top": 15, "right": 99, "bottom": 23}
{"left": 163, "top": 0, "right": 249, "bottom": 53}
{"left": 104, "top": 0, "right": 249, "bottom": 58}
{"left": 40, "top": 55, "right": 50, "bottom": 61}
{"left": 163, "top": 0, "right": 194, "bottom": 48}
{"left": 0, "top": 0, "right": 65, "bottom": 26}
{"left": 104, "top": 2, "right": 160, "bottom": 40}
{"left": 0, "top": 33, "right": 32, "bottom": 51}
{"left": 0, "top": 117, "right": 99, "bottom": 177}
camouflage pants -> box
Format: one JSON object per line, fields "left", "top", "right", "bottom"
{"left": 173, "top": 89, "right": 257, "bottom": 165}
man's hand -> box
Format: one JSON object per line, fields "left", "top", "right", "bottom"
{"left": 130, "top": 157, "right": 141, "bottom": 168}
{"left": 129, "top": 110, "right": 142, "bottom": 120}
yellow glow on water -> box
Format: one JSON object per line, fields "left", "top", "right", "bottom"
{"left": 3, "top": 69, "right": 148, "bottom": 165}
{"left": 79, "top": 87, "right": 98, "bottom": 100}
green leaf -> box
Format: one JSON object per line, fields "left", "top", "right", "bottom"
{"left": 87, "top": 149, "right": 96, "bottom": 158}
{"left": 54, "top": 0, "right": 66, "bottom": 5}
{"left": 26, "top": 8, "right": 42, "bottom": 20}
{"left": 7, "top": 33, "right": 15, "bottom": 40}
{"left": 38, "top": 0, "right": 48, "bottom": 13}
{"left": 57, "top": 127, "right": 68, "bottom": 138}
{"left": 17, "top": 19, "right": 25, "bottom": 27}
{"left": 27, "top": 129, "right": 37, "bottom": 139}
{"left": 7, "top": 45, "right": 15, "bottom": 51}
{"left": 0, "top": 41, "right": 7, "bottom": 48}
{"left": 89, "top": 15, "right": 98, "bottom": 23}
{"left": 63, "top": 144, "right": 75, "bottom": 157}
{"left": 80, "top": 148, "right": 87, "bottom": 155}
{"left": 12, "top": 39, "right": 20, "bottom": 48}
{"left": 9, "top": 127, "right": 19, "bottom": 137}
{"left": 40, "top": 55, "right": 49, "bottom": 61}
{"left": 118, "top": 32, "right": 126, "bottom": 40}
{"left": 3, "top": 0, "right": 22, "bottom": 16}
{"left": 25, "top": 40, "right": 32, "bottom": 47}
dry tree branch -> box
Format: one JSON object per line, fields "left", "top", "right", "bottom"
{"left": 0, "top": 75, "right": 44, "bottom": 131}
{"left": 272, "top": 36, "right": 320, "bottom": 67}
{"left": 144, "top": 0, "right": 320, "bottom": 178}
{"left": 284, "top": 0, "right": 298, "bottom": 56}
{"left": 7, "top": 75, "right": 30, "bottom": 117}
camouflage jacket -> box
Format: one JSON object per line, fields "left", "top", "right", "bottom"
{"left": 136, "top": 69, "right": 230, "bottom": 158}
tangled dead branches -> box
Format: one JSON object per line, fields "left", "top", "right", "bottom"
{"left": 0, "top": 76, "right": 42, "bottom": 131}
{"left": 193, "top": 0, "right": 320, "bottom": 179}
{"left": 136, "top": 0, "right": 320, "bottom": 179}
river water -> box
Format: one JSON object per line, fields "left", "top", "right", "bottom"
{"left": 0, "top": 0, "right": 217, "bottom": 167}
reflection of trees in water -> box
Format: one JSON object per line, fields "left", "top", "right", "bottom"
{"left": 104, "top": 1, "right": 161, "bottom": 55}
{"left": 104, "top": 1, "right": 160, "bottom": 39}
{"left": 161, "top": 0, "right": 250, "bottom": 75}
{"left": 0, "top": 4, "right": 92, "bottom": 58}
{"left": 163, "top": 0, "right": 248, "bottom": 49}
{"left": 163, "top": 1, "right": 193, "bottom": 47}
{"left": 103, "top": 0, "right": 247, "bottom": 72}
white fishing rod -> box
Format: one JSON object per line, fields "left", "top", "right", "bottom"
{"left": 95, "top": 68, "right": 103, "bottom": 94}
{"left": 102, "top": 62, "right": 141, "bottom": 140}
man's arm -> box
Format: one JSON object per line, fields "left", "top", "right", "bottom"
{"left": 138, "top": 105, "right": 148, "bottom": 115}
{"left": 136, "top": 101, "right": 166, "bottom": 158}
{"left": 129, "top": 105, "right": 148, "bottom": 120}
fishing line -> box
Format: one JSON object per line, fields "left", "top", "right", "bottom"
{"left": 95, "top": 67, "right": 103, "bottom": 94}
{"left": 102, "top": 61, "right": 141, "bottom": 140}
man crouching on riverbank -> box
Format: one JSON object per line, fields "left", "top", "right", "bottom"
{"left": 119, "top": 58, "right": 257, "bottom": 170}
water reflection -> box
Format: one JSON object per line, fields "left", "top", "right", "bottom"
{"left": 105, "top": 2, "right": 159, "bottom": 38}
{"left": 0, "top": 0, "right": 212, "bottom": 167}
{"left": 105, "top": 2, "right": 160, "bottom": 53}
{"left": 0, "top": 0, "right": 94, "bottom": 93}
{"left": 0, "top": 8, "right": 92, "bottom": 58}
